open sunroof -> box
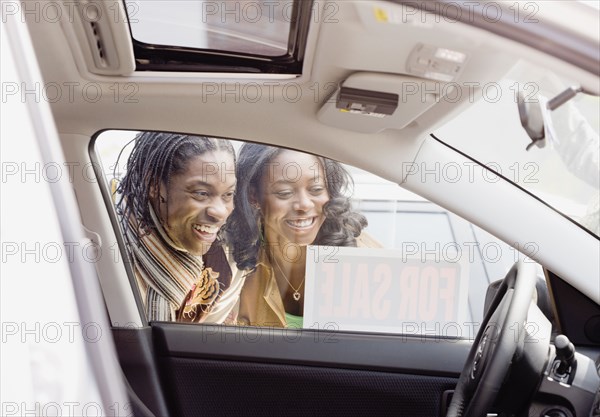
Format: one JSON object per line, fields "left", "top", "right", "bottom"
{"left": 125, "top": 0, "right": 312, "bottom": 74}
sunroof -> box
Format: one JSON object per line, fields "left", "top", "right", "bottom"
{"left": 124, "top": 0, "right": 312, "bottom": 73}
{"left": 126, "top": 0, "right": 291, "bottom": 57}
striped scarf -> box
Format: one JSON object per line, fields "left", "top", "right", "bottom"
{"left": 123, "top": 204, "right": 228, "bottom": 322}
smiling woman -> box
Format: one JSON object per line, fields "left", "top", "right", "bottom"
{"left": 227, "top": 143, "right": 369, "bottom": 327}
{"left": 114, "top": 131, "right": 243, "bottom": 323}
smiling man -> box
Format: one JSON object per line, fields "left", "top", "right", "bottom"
{"left": 116, "top": 131, "right": 242, "bottom": 323}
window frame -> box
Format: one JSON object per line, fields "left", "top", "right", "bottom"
{"left": 91, "top": 130, "right": 523, "bottom": 337}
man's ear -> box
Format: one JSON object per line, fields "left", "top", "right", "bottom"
{"left": 149, "top": 183, "right": 166, "bottom": 204}
{"left": 149, "top": 185, "right": 157, "bottom": 200}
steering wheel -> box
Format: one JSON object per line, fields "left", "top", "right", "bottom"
{"left": 447, "top": 260, "right": 539, "bottom": 417}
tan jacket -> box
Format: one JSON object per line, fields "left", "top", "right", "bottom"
{"left": 236, "top": 249, "right": 287, "bottom": 327}
{"left": 236, "top": 234, "right": 382, "bottom": 327}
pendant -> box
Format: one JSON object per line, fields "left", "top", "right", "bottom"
{"left": 293, "top": 291, "right": 301, "bottom": 301}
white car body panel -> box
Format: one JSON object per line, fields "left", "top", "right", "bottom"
{"left": 1, "top": 12, "right": 129, "bottom": 415}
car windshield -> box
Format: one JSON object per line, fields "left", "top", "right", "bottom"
{"left": 435, "top": 60, "right": 600, "bottom": 238}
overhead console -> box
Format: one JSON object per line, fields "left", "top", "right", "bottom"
{"left": 316, "top": 1, "right": 482, "bottom": 134}
{"left": 317, "top": 72, "right": 460, "bottom": 133}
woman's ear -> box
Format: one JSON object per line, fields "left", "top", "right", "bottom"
{"left": 249, "top": 186, "right": 260, "bottom": 210}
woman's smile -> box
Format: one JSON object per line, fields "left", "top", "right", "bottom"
{"left": 284, "top": 217, "right": 317, "bottom": 230}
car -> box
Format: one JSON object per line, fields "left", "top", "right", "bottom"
{"left": 1, "top": 1, "right": 599, "bottom": 416}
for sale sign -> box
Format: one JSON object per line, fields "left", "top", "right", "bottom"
{"left": 304, "top": 246, "right": 469, "bottom": 334}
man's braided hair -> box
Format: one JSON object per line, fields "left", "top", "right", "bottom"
{"left": 115, "top": 131, "right": 235, "bottom": 241}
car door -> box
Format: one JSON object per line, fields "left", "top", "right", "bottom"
{"left": 14, "top": 0, "right": 598, "bottom": 415}
{"left": 94, "top": 133, "right": 499, "bottom": 417}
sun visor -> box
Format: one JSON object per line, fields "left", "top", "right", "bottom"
{"left": 317, "top": 72, "right": 456, "bottom": 133}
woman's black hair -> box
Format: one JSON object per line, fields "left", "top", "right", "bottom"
{"left": 115, "top": 131, "right": 235, "bottom": 241}
{"left": 226, "top": 143, "right": 367, "bottom": 270}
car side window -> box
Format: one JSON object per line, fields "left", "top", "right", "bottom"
{"left": 95, "top": 130, "right": 522, "bottom": 338}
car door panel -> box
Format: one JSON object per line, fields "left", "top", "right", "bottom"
{"left": 113, "top": 327, "right": 171, "bottom": 417}
{"left": 115, "top": 324, "right": 469, "bottom": 416}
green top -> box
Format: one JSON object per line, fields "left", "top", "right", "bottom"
{"left": 285, "top": 312, "right": 304, "bottom": 329}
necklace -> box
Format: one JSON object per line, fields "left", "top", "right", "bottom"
{"left": 271, "top": 254, "right": 305, "bottom": 302}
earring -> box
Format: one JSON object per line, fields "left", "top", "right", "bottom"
{"left": 256, "top": 215, "right": 265, "bottom": 246}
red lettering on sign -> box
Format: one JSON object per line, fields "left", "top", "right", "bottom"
{"left": 318, "top": 263, "right": 336, "bottom": 316}
{"left": 418, "top": 266, "right": 439, "bottom": 321}
{"left": 398, "top": 266, "right": 419, "bottom": 320}
{"left": 350, "top": 263, "right": 371, "bottom": 319}
{"left": 372, "top": 263, "right": 392, "bottom": 320}
{"left": 440, "top": 267, "right": 457, "bottom": 320}
{"left": 333, "top": 264, "right": 352, "bottom": 317}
